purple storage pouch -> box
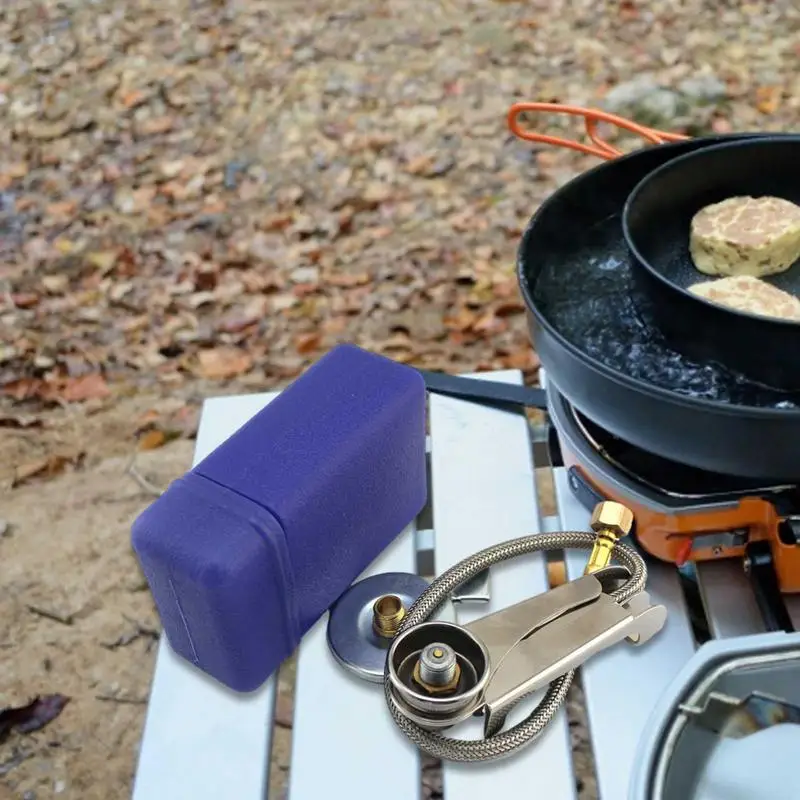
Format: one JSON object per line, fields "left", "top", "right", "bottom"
{"left": 131, "top": 343, "right": 427, "bottom": 692}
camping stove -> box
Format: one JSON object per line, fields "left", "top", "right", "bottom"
{"left": 544, "top": 379, "right": 800, "bottom": 621}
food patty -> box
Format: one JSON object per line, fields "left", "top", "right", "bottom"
{"left": 689, "top": 195, "right": 800, "bottom": 277}
{"left": 688, "top": 274, "right": 800, "bottom": 321}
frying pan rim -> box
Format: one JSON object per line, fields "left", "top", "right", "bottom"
{"left": 621, "top": 134, "right": 800, "bottom": 328}
{"left": 516, "top": 132, "right": 800, "bottom": 419}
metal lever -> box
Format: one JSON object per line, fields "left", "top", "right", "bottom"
{"left": 472, "top": 573, "right": 665, "bottom": 736}
{"left": 387, "top": 565, "right": 667, "bottom": 736}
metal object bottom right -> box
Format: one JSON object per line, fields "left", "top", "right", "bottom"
{"left": 629, "top": 630, "right": 800, "bottom": 800}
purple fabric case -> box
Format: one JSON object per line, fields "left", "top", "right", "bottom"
{"left": 131, "top": 343, "right": 427, "bottom": 692}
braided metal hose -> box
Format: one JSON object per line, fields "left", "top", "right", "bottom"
{"left": 383, "top": 530, "right": 647, "bottom": 762}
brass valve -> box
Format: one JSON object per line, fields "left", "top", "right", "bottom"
{"left": 584, "top": 501, "right": 634, "bottom": 575}
{"left": 372, "top": 594, "right": 407, "bottom": 638}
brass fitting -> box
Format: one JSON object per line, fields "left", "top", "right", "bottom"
{"left": 584, "top": 501, "right": 634, "bottom": 575}
{"left": 372, "top": 594, "right": 406, "bottom": 638}
{"left": 412, "top": 655, "right": 462, "bottom": 695}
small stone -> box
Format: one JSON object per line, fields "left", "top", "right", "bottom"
{"left": 113, "top": 189, "right": 137, "bottom": 215}
{"left": 361, "top": 182, "right": 392, "bottom": 207}
{"left": 679, "top": 73, "right": 727, "bottom": 104}
{"left": 108, "top": 282, "right": 134, "bottom": 302}
{"left": 394, "top": 104, "right": 440, "bottom": 129}
{"left": 602, "top": 76, "right": 687, "bottom": 127}
{"left": 76, "top": 307, "right": 102, "bottom": 323}
{"left": 136, "top": 115, "right": 175, "bottom": 137}
{"left": 159, "top": 160, "right": 185, "bottom": 179}
{"left": 289, "top": 266, "right": 320, "bottom": 284}
{"left": 42, "top": 274, "right": 69, "bottom": 294}
{"left": 603, "top": 76, "right": 663, "bottom": 111}
{"left": 26, "top": 119, "right": 73, "bottom": 140}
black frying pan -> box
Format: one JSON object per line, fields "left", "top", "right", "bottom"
{"left": 516, "top": 131, "right": 800, "bottom": 481}
{"left": 622, "top": 137, "right": 800, "bottom": 391}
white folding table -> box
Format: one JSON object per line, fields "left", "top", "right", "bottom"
{"left": 131, "top": 368, "right": 800, "bottom": 800}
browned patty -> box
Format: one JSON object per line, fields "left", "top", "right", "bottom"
{"left": 688, "top": 274, "right": 800, "bottom": 321}
{"left": 690, "top": 195, "right": 800, "bottom": 277}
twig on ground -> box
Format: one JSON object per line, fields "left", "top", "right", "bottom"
{"left": 0, "top": 746, "right": 32, "bottom": 777}
{"left": 125, "top": 452, "right": 164, "bottom": 497}
{"left": 27, "top": 604, "right": 74, "bottom": 626}
{"left": 95, "top": 693, "right": 147, "bottom": 705}
{"left": 101, "top": 616, "right": 159, "bottom": 650}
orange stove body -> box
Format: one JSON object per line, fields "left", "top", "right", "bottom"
{"left": 561, "top": 445, "right": 800, "bottom": 594}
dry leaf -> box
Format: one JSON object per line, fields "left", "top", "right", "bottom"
{"left": 325, "top": 272, "right": 371, "bottom": 288}
{"left": 0, "top": 414, "right": 42, "bottom": 429}
{"left": 135, "top": 409, "right": 161, "bottom": 431}
{"left": 494, "top": 299, "right": 525, "bottom": 317}
{"left": 12, "top": 453, "right": 82, "bottom": 488}
{"left": 46, "top": 201, "right": 78, "bottom": 219}
{"left": 136, "top": 116, "right": 175, "bottom": 136}
{"left": 120, "top": 89, "right": 148, "bottom": 109}
{"left": 59, "top": 374, "right": 111, "bottom": 402}
{"left": 444, "top": 308, "right": 478, "bottom": 332}
{"left": 196, "top": 347, "right": 253, "bottom": 379}
{"left": 11, "top": 292, "right": 39, "bottom": 308}
{"left": 295, "top": 332, "right": 321, "bottom": 353}
{"left": 405, "top": 154, "right": 455, "bottom": 178}
{"left": 138, "top": 429, "right": 167, "bottom": 450}
{"left": 755, "top": 85, "right": 781, "bottom": 114}
{"left": 473, "top": 313, "right": 507, "bottom": 335}
{"left": 0, "top": 695, "right": 70, "bottom": 743}
{"left": 0, "top": 378, "right": 47, "bottom": 402}
{"left": 86, "top": 251, "right": 119, "bottom": 273}
{"left": 322, "top": 316, "right": 349, "bottom": 335}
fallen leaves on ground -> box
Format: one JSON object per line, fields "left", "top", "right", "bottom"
{"left": 195, "top": 347, "right": 254, "bottom": 380}
{"left": 134, "top": 401, "right": 200, "bottom": 444}
{"left": 0, "top": 0, "right": 797, "bottom": 423}
{"left": 11, "top": 451, "right": 85, "bottom": 488}
{"left": 137, "top": 429, "right": 169, "bottom": 451}
{"left": 0, "top": 695, "right": 70, "bottom": 745}
{"left": 1, "top": 374, "right": 110, "bottom": 405}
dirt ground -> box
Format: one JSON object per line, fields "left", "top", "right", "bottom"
{"left": 3, "top": 0, "right": 800, "bottom": 798}
{"left": 1, "top": 395, "right": 191, "bottom": 800}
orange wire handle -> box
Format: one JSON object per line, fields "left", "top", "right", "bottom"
{"left": 507, "top": 102, "right": 690, "bottom": 160}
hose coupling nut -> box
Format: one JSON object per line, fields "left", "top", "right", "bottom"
{"left": 584, "top": 501, "right": 634, "bottom": 575}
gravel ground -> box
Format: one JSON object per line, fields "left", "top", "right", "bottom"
{"left": 3, "top": 1, "right": 800, "bottom": 798}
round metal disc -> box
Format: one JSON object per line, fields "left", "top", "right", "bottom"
{"left": 326, "top": 572, "right": 429, "bottom": 683}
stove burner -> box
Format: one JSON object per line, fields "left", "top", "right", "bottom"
{"left": 569, "top": 404, "right": 795, "bottom": 502}
{"left": 547, "top": 380, "right": 800, "bottom": 606}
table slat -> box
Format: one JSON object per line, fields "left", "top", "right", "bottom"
{"left": 557, "top": 470, "right": 697, "bottom": 800}
{"left": 133, "top": 393, "right": 280, "bottom": 800}
{"left": 288, "top": 525, "right": 421, "bottom": 800}
{"left": 695, "top": 560, "right": 765, "bottom": 638}
{"left": 429, "top": 371, "right": 577, "bottom": 800}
